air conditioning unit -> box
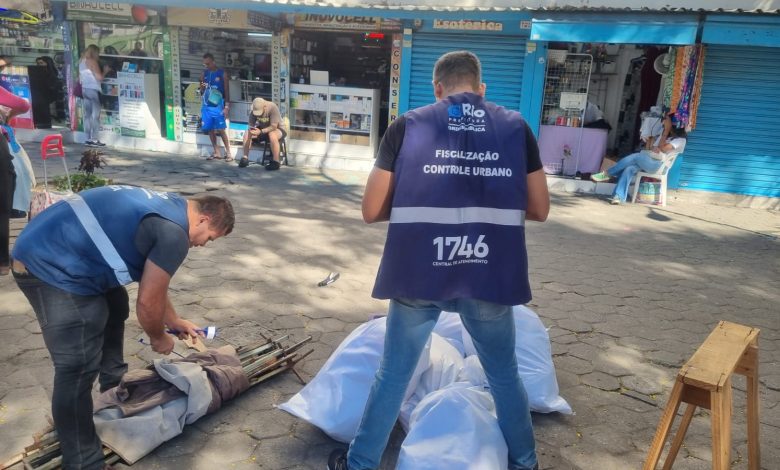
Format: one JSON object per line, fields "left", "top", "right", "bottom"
{"left": 225, "top": 52, "right": 240, "bottom": 68}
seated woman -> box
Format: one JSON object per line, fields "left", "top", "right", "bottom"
{"left": 591, "top": 113, "right": 686, "bottom": 205}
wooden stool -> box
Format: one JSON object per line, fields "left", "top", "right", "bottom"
{"left": 644, "top": 321, "right": 760, "bottom": 470}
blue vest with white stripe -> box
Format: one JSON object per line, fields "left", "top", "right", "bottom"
{"left": 372, "top": 92, "right": 531, "bottom": 305}
{"left": 12, "top": 185, "right": 189, "bottom": 296}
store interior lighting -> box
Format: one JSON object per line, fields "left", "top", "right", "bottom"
{"left": 248, "top": 32, "right": 272, "bottom": 38}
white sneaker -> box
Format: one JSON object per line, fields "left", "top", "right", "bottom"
{"left": 610, "top": 196, "right": 621, "bottom": 205}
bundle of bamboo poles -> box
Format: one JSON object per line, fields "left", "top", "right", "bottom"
{"left": 1, "top": 335, "right": 313, "bottom": 470}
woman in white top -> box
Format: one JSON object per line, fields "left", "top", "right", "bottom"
{"left": 591, "top": 113, "right": 687, "bottom": 204}
{"left": 79, "top": 44, "right": 108, "bottom": 147}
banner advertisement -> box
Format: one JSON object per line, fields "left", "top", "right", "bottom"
{"left": 117, "top": 72, "right": 146, "bottom": 137}
{"left": 163, "top": 27, "right": 183, "bottom": 141}
{"left": 388, "top": 34, "right": 402, "bottom": 123}
{"left": 66, "top": 2, "right": 161, "bottom": 25}
{"left": 168, "top": 8, "right": 281, "bottom": 31}
{"left": 293, "top": 14, "right": 400, "bottom": 31}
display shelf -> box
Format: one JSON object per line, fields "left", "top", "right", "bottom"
{"left": 289, "top": 84, "right": 379, "bottom": 150}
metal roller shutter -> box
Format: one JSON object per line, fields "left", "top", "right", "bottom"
{"left": 679, "top": 45, "right": 780, "bottom": 197}
{"left": 408, "top": 33, "right": 526, "bottom": 112}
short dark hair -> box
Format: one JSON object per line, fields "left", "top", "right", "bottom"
{"left": 670, "top": 126, "right": 687, "bottom": 139}
{"left": 190, "top": 195, "right": 234, "bottom": 235}
{"left": 203, "top": 52, "right": 215, "bottom": 61}
{"left": 433, "top": 51, "right": 481, "bottom": 91}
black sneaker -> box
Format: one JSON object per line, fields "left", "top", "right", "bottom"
{"left": 327, "top": 449, "right": 348, "bottom": 470}
{"left": 265, "top": 160, "right": 280, "bottom": 171}
{"left": 238, "top": 157, "right": 249, "bottom": 168}
{"left": 85, "top": 140, "right": 98, "bottom": 147}
{"left": 94, "top": 141, "right": 107, "bottom": 147}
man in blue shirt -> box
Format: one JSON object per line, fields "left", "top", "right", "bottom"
{"left": 328, "top": 51, "right": 549, "bottom": 470}
{"left": 11, "top": 186, "right": 234, "bottom": 470}
{"left": 201, "top": 53, "right": 233, "bottom": 161}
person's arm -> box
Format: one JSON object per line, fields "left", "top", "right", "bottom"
{"left": 0, "top": 86, "right": 30, "bottom": 121}
{"left": 526, "top": 168, "right": 550, "bottom": 222}
{"left": 653, "top": 115, "right": 676, "bottom": 153}
{"left": 163, "top": 297, "right": 204, "bottom": 342}
{"left": 222, "top": 70, "right": 230, "bottom": 115}
{"left": 362, "top": 167, "right": 394, "bottom": 223}
{"left": 136, "top": 259, "right": 175, "bottom": 354}
{"left": 260, "top": 108, "right": 281, "bottom": 135}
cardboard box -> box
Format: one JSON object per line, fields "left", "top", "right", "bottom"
{"left": 290, "top": 129, "right": 326, "bottom": 142}
{"left": 339, "top": 134, "right": 370, "bottom": 146}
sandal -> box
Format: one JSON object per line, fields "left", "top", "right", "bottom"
{"left": 224, "top": 156, "right": 234, "bottom": 162}
{"left": 206, "top": 154, "right": 223, "bottom": 161}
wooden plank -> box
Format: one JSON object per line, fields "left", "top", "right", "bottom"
{"left": 681, "top": 321, "right": 759, "bottom": 391}
{"left": 662, "top": 404, "right": 696, "bottom": 470}
{"left": 746, "top": 344, "right": 761, "bottom": 470}
{"left": 643, "top": 378, "right": 684, "bottom": 470}
{"left": 680, "top": 384, "right": 711, "bottom": 410}
{"left": 710, "top": 377, "right": 733, "bottom": 470}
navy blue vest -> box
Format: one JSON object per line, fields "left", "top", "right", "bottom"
{"left": 372, "top": 93, "right": 531, "bottom": 305}
{"left": 13, "top": 185, "right": 189, "bottom": 295}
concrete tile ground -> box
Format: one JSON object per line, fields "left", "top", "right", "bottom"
{"left": 1, "top": 144, "right": 778, "bottom": 469}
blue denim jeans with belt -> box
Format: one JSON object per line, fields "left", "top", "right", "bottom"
{"left": 347, "top": 298, "right": 538, "bottom": 470}
{"left": 14, "top": 270, "right": 129, "bottom": 470}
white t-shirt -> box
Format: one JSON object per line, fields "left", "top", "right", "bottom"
{"left": 649, "top": 137, "right": 686, "bottom": 161}
{"left": 79, "top": 59, "right": 101, "bottom": 91}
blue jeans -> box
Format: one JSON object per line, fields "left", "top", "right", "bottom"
{"left": 14, "top": 270, "right": 129, "bottom": 470}
{"left": 607, "top": 151, "right": 663, "bottom": 202}
{"left": 347, "top": 298, "right": 537, "bottom": 470}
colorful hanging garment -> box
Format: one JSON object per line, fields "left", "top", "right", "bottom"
{"left": 688, "top": 46, "right": 706, "bottom": 130}
{"left": 674, "top": 45, "right": 701, "bottom": 129}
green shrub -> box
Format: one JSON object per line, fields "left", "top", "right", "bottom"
{"left": 52, "top": 149, "right": 111, "bottom": 192}
{"left": 53, "top": 173, "right": 110, "bottom": 192}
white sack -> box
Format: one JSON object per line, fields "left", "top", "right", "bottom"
{"left": 278, "top": 317, "right": 430, "bottom": 443}
{"left": 461, "top": 305, "right": 572, "bottom": 414}
{"left": 399, "top": 333, "right": 464, "bottom": 431}
{"left": 397, "top": 383, "right": 508, "bottom": 470}
{"left": 431, "top": 311, "right": 466, "bottom": 356}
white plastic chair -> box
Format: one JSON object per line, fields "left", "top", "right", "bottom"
{"left": 630, "top": 152, "right": 680, "bottom": 207}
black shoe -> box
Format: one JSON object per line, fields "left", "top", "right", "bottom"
{"left": 94, "top": 141, "right": 107, "bottom": 147}
{"left": 238, "top": 157, "right": 249, "bottom": 168}
{"left": 265, "top": 160, "right": 280, "bottom": 171}
{"left": 85, "top": 140, "right": 98, "bottom": 147}
{"left": 327, "top": 449, "right": 348, "bottom": 470}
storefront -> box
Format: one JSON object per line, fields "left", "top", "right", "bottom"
{"left": 403, "top": 17, "right": 531, "bottom": 114}
{"left": 284, "top": 14, "right": 401, "bottom": 169}
{"left": 167, "top": 7, "right": 281, "bottom": 150}
{"left": 66, "top": 3, "right": 168, "bottom": 144}
{"left": 0, "top": 1, "right": 66, "bottom": 130}
{"left": 678, "top": 14, "right": 780, "bottom": 198}
{"left": 528, "top": 13, "right": 700, "bottom": 178}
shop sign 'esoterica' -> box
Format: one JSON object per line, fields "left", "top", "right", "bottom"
{"left": 432, "top": 19, "right": 504, "bottom": 32}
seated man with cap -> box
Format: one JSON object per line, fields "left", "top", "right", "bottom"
{"left": 239, "top": 97, "right": 286, "bottom": 171}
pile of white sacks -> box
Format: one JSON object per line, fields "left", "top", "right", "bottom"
{"left": 279, "top": 306, "right": 572, "bottom": 469}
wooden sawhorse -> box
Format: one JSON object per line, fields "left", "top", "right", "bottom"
{"left": 644, "top": 321, "right": 760, "bottom": 470}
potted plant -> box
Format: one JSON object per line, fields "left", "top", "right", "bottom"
{"left": 53, "top": 149, "right": 112, "bottom": 192}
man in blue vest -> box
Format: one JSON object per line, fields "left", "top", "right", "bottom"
{"left": 328, "top": 51, "right": 549, "bottom": 470}
{"left": 11, "top": 186, "right": 234, "bottom": 470}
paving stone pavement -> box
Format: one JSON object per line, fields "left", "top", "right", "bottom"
{"left": 1, "top": 144, "right": 778, "bottom": 470}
